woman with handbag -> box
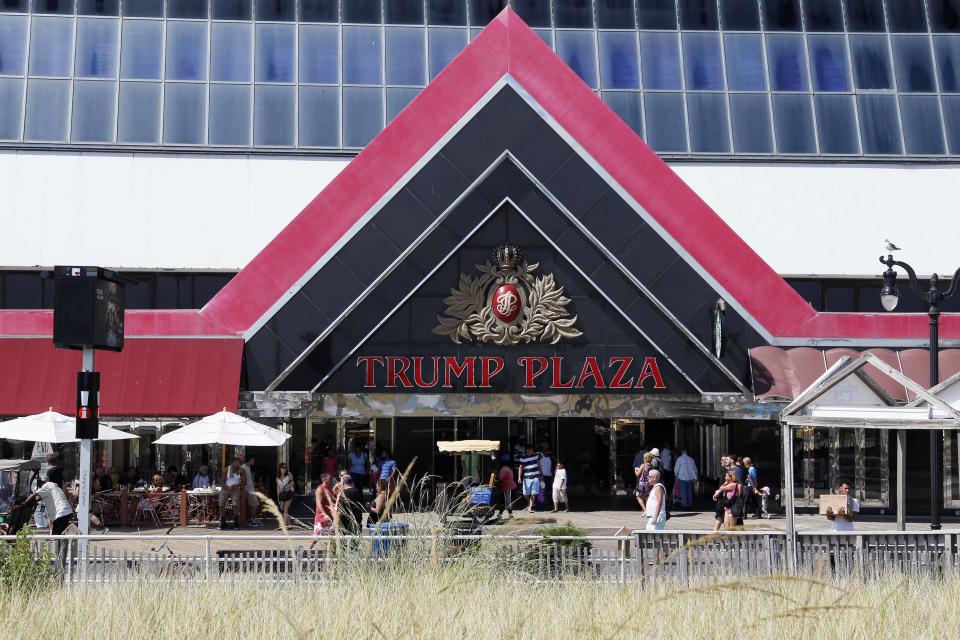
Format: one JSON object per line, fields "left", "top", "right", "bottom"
{"left": 276, "top": 463, "right": 295, "bottom": 527}
{"left": 712, "top": 471, "right": 742, "bottom": 530}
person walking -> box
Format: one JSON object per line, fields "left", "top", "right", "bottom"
{"left": 743, "top": 457, "right": 760, "bottom": 519}
{"left": 368, "top": 479, "right": 389, "bottom": 525}
{"left": 713, "top": 471, "right": 743, "bottom": 530}
{"left": 538, "top": 448, "right": 554, "bottom": 508}
{"left": 674, "top": 448, "right": 698, "bottom": 509}
{"left": 660, "top": 443, "right": 674, "bottom": 495}
{"left": 311, "top": 473, "right": 336, "bottom": 550}
{"left": 497, "top": 456, "right": 517, "bottom": 516}
{"left": 378, "top": 450, "right": 398, "bottom": 494}
{"left": 276, "top": 463, "right": 296, "bottom": 526}
{"left": 29, "top": 467, "right": 74, "bottom": 535}
{"left": 347, "top": 443, "right": 369, "bottom": 496}
{"left": 219, "top": 457, "right": 244, "bottom": 530}
{"left": 241, "top": 454, "right": 262, "bottom": 527}
{"left": 633, "top": 452, "right": 654, "bottom": 510}
{"left": 517, "top": 444, "right": 542, "bottom": 513}
{"left": 645, "top": 469, "right": 667, "bottom": 531}
{"left": 335, "top": 475, "right": 365, "bottom": 537}
{"left": 826, "top": 482, "right": 859, "bottom": 531}
{"left": 550, "top": 461, "right": 569, "bottom": 513}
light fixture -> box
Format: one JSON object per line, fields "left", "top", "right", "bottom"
{"left": 880, "top": 266, "right": 899, "bottom": 311}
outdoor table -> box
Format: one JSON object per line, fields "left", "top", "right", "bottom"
{"left": 91, "top": 487, "right": 222, "bottom": 526}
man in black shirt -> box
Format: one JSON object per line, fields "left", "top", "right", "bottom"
{"left": 336, "top": 475, "right": 366, "bottom": 536}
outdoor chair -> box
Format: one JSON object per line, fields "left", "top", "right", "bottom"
{"left": 133, "top": 496, "right": 161, "bottom": 527}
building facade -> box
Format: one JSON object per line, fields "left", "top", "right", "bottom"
{"left": 2, "top": 2, "right": 960, "bottom": 509}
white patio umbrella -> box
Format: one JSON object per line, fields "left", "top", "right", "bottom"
{"left": 0, "top": 409, "right": 139, "bottom": 443}
{"left": 153, "top": 410, "right": 289, "bottom": 447}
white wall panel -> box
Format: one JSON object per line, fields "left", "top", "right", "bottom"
{"left": 1, "top": 149, "right": 958, "bottom": 277}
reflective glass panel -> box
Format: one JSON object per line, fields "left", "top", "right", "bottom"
{"left": 888, "top": 0, "right": 927, "bottom": 34}
{"left": 117, "top": 81, "right": 160, "bottom": 142}
{"left": 428, "top": 0, "right": 466, "bottom": 25}
{"left": 165, "top": 21, "right": 208, "bottom": 81}
{"left": 808, "top": 34, "right": 850, "bottom": 91}
{"left": 845, "top": 0, "right": 885, "bottom": 32}
{"left": 512, "top": 0, "right": 551, "bottom": 27}
{"left": 78, "top": 0, "right": 118, "bottom": 14}
{"left": 163, "top": 82, "right": 206, "bottom": 144}
{"left": 75, "top": 18, "right": 119, "bottom": 79}
{"left": 555, "top": 0, "right": 593, "bottom": 28}
{"left": 930, "top": 1, "right": 960, "bottom": 33}
{"left": 858, "top": 94, "right": 902, "bottom": 154}
{"left": 597, "top": 0, "right": 635, "bottom": 29}
{"left": 814, "top": 94, "right": 859, "bottom": 153}
{"left": 167, "top": 0, "right": 206, "bottom": 18}
{"left": 683, "top": 32, "right": 723, "bottom": 90}
{"left": 470, "top": 0, "right": 506, "bottom": 26}
{"left": 255, "top": 24, "right": 295, "bottom": 83}
{"left": 0, "top": 78, "right": 24, "bottom": 139}
{"left": 935, "top": 36, "right": 960, "bottom": 91}
{"left": 766, "top": 33, "right": 808, "bottom": 91}
{"left": 556, "top": 30, "right": 597, "bottom": 88}
{"left": 123, "top": 0, "right": 162, "bottom": 17}
{"left": 386, "top": 27, "right": 426, "bottom": 85}
{"left": 640, "top": 32, "right": 682, "bottom": 90}
{"left": 900, "top": 95, "right": 945, "bottom": 154}
{"left": 772, "top": 94, "right": 815, "bottom": 152}
{"left": 0, "top": 0, "right": 27, "bottom": 11}
{"left": 71, "top": 80, "right": 116, "bottom": 142}
{"left": 638, "top": 0, "right": 677, "bottom": 29}
{"left": 120, "top": 20, "right": 163, "bottom": 80}
{"left": 25, "top": 78, "right": 69, "bottom": 141}
{"left": 254, "top": 85, "right": 294, "bottom": 146}
{"left": 687, "top": 92, "right": 730, "bottom": 152}
{"left": 892, "top": 36, "right": 936, "bottom": 92}
{"left": 644, "top": 92, "right": 688, "bottom": 152}
{"left": 802, "top": 0, "right": 842, "bottom": 31}
{"left": 29, "top": 17, "right": 73, "bottom": 77}
{"left": 943, "top": 96, "right": 960, "bottom": 152}
{"left": 32, "top": 0, "right": 72, "bottom": 14}
{"left": 0, "top": 16, "right": 28, "bottom": 76}
{"left": 299, "top": 85, "right": 339, "bottom": 146}
{"left": 211, "top": 22, "right": 252, "bottom": 82}
{"left": 300, "top": 24, "right": 339, "bottom": 83}
{"left": 679, "top": 0, "right": 718, "bottom": 30}
{"left": 724, "top": 34, "right": 766, "bottom": 90}
{"left": 602, "top": 91, "right": 643, "bottom": 136}
{"left": 209, "top": 83, "right": 251, "bottom": 145}
{"left": 850, "top": 34, "right": 892, "bottom": 89}
{"left": 387, "top": 86, "right": 420, "bottom": 121}
{"left": 212, "top": 0, "right": 251, "bottom": 19}
{"left": 257, "top": 0, "right": 294, "bottom": 20}
{"left": 299, "top": 0, "right": 338, "bottom": 22}
{"left": 343, "top": 0, "right": 381, "bottom": 23}
{"left": 428, "top": 27, "right": 466, "bottom": 79}
{"left": 730, "top": 93, "right": 773, "bottom": 153}
{"left": 343, "top": 25, "right": 382, "bottom": 84}
{"left": 720, "top": 0, "right": 759, "bottom": 30}
{"left": 599, "top": 31, "right": 639, "bottom": 90}
{"left": 763, "top": 0, "right": 801, "bottom": 31}
{"left": 343, "top": 86, "right": 383, "bottom": 147}
{"left": 386, "top": 0, "right": 424, "bottom": 24}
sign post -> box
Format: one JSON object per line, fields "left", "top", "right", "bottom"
{"left": 77, "top": 348, "right": 96, "bottom": 561}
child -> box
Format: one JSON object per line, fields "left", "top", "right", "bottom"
{"left": 760, "top": 486, "right": 771, "bottom": 519}
{"left": 551, "top": 462, "right": 569, "bottom": 513}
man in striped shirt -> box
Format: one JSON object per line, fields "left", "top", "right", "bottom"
{"left": 517, "top": 444, "right": 542, "bottom": 513}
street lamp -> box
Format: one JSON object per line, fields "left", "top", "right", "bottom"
{"left": 879, "top": 253, "right": 960, "bottom": 530}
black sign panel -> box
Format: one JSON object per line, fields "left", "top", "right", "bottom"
{"left": 53, "top": 266, "right": 125, "bottom": 352}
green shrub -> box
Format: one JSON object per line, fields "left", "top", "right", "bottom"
{"left": 0, "top": 528, "right": 55, "bottom": 593}
{"left": 540, "top": 522, "right": 592, "bottom": 552}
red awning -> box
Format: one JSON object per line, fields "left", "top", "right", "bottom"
{"left": 0, "top": 337, "right": 242, "bottom": 417}
{"left": 750, "top": 346, "right": 960, "bottom": 402}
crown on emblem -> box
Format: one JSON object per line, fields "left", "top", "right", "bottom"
{"left": 493, "top": 244, "right": 522, "bottom": 270}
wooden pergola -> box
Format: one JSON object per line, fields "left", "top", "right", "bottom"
{"left": 780, "top": 353, "right": 960, "bottom": 550}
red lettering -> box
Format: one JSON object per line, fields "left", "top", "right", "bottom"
{"left": 479, "top": 357, "right": 505, "bottom": 388}
{"left": 443, "top": 356, "right": 476, "bottom": 388}
{"left": 608, "top": 357, "right": 635, "bottom": 389}
{"left": 356, "top": 356, "right": 384, "bottom": 388}
{"left": 550, "top": 356, "right": 575, "bottom": 389}
{"left": 576, "top": 356, "right": 606, "bottom": 389}
{"left": 386, "top": 356, "right": 413, "bottom": 388}
{"left": 518, "top": 357, "right": 549, "bottom": 389}
{"left": 636, "top": 357, "right": 666, "bottom": 389}
{"left": 412, "top": 356, "right": 440, "bottom": 388}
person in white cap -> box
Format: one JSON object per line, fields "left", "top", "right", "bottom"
{"left": 649, "top": 448, "right": 663, "bottom": 473}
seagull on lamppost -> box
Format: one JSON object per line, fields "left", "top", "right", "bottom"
{"left": 885, "top": 239, "right": 901, "bottom": 253}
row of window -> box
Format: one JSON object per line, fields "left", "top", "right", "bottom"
{"left": 1, "top": 270, "right": 956, "bottom": 314}
{"left": 2, "top": 0, "right": 960, "bottom": 34}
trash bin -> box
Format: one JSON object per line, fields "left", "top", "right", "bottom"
{"left": 368, "top": 522, "right": 408, "bottom": 557}
{"left": 445, "top": 517, "right": 481, "bottom": 549}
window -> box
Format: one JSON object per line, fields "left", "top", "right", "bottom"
{"left": 724, "top": 34, "right": 766, "bottom": 90}
{"left": 892, "top": 36, "right": 936, "bottom": 93}
{"left": 556, "top": 30, "right": 598, "bottom": 88}
{"left": 386, "top": 0, "right": 424, "bottom": 24}
{"left": 300, "top": 25, "right": 339, "bottom": 83}
{"left": 935, "top": 36, "right": 960, "bottom": 91}
{"left": 814, "top": 94, "right": 859, "bottom": 153}
{"left": 930, "top": 0, "right": 960, "bottom": 33}
{"left": 0, "top": 16, "right": 28, "bottom": 76}
{"left": 29, "top": 17, "right": 73, "bottom": 77}
{"left": 123, "top": 0, "right": 162, "bottom": 17}
{"left": 343, "top": 86, "right": 383, "bottom": 147}
{"left": 596, "top": 0, "right": 635, "bottom": 29}
{"left": 118, "top": 82, "right": 160, "bottom": 143}
{"left": 167, "top": 0, "right": 206, "bottom": 18}
{"left": 25, "top": 78, "right": 69, "bottom": 141}
{"left": 900, "top": 96, "right": 945, "bottom": 154}
{"left": 257, "top": 0, "right": 294, "bottom": 21}
{"left": 850, "top": 35, "right": 892, "bottom": 90}
{"left": 299, "top": 85, "right": 339, "bottom": 145}
{"left": 212, "top": 0, "right": 251, "bottom": 20}
{"left": 599, "top": 31, "right": 639, "bottom": 90}
{"left": 387, "top": 86, "right": 420, "bottom": 121}
{"left": 808, "top": 34, "right": 850, "bottom": 91}
{"left": 679, "top": 0, "right": 718, "bottom": 30}
{"left": 944, "top": 96, "right": 960, "bottom": 153}
{"left": 730, "top": 94, "right": 773, "bottom": 152}
{"left": 470, "top": 0, "right": 506, "bottom": 26}
{"left": 300, "top": 0, "right": 338, "bottom": 22}
{"left": 720, "top": 0, "right": 760, "bottom": 30}
{"left": 75, "top": 19, "right": 119, "bottom": 79}
{"left": 763, "top": 0, "right": 801, "bottom": 31}
{"left": 644, "top": 92, "right": 688, "bottom": 152}
{"left": 845, "top": 0, "right": 885, "bottom": 33}
{"left": 342, "top": 0, "right": 381, "bottom": 23}
{"left": 209, "top": 84, "right": 251, "bottom": 145}
{"left": 78, "top": 0, "right": 119, "bottom": 14}
{"left": 687, "top": 92, "right": 730, "bottom": 152}
{"left": 637, "top": 0, "right": 677, "bottom": 29}
{"left": 601, "top": 91, "right": 643, "bottom": 136}
{"left": 32, "top": 0, "right": 72, "bottom": 14}
{"left": 71, "top": 81, "right": 116, "bottom": 142}
{"left": 683, "top": 32, "right": 723, "bottom": 90}
{"left": 120, "top": 20, "right": 163, "bottom": 80}
{"left": 163, "top": 82, "right": 206, "bottom": 144}
{"left": 772, "top": 94, "right": 816, "bottom": 152}
{"left": 640, "top": 32, "right": 681, "bottom": 90}
{"left": 255, "top": 24, "right": 295, "bottom": 83}
{"left": 166, "top": 21, "right": 208, "bottom": 81}
{"left": 428, "top": 27, "right": 466, "bottom": 79}
{"left": 0, "top": 78, "right": 24, "bottom": 140}
{"left": 386, "top": 27, "right": 426, "bottom": 86}
{"left": 212, "top": 22, "right": 253, "bottom": 83}
{"left": 0, "top": 0, "right": 27, "bottom": 11}
{"left": 802, "top": 0, "right": 843, "bottom": 32}
{"left": 428, "top": 0, "right": 466, "bottom": 25}
{"left": 888, "top": 0, "right": 927, "bottom": 32}
{"left": 767, "top": 33, "right": 808, "bottom": 91}
{"left": 254, "top": 85, "right": 295, "bottom": 146}
{"left": 343, "top": 25, "right": 382, "bottom": 84}
{"left": 555, "top": 0, "right": 593, "bottom": 28}
{"left": 858, "top": 94, "right": 902, "bottom": 154}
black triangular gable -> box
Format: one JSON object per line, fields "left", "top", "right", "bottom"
{"left": 243, "top": 86, "right": 764, "bottom": 394}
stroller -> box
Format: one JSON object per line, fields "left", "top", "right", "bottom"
{"left": 0, "top": 459, "right": 41, "bottom": 534}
